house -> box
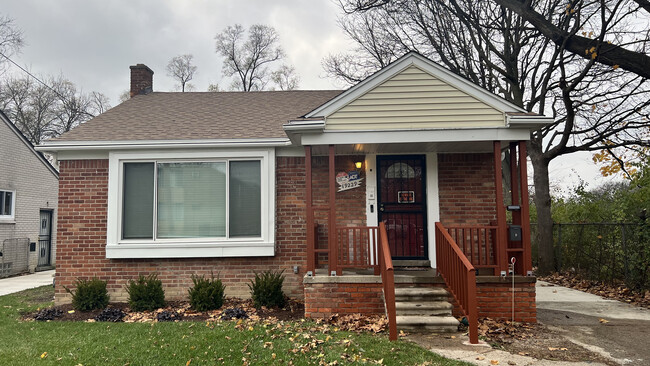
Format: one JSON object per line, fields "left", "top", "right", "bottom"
{"left": 38, "top": 53, "right": 551, "bottom": 340}
{"left": 1, "top": 110, "right": 59, "bottom": 276}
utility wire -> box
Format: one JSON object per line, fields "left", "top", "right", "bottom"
{"left": 0, "top": 50, "right": 73, "bottom": 103}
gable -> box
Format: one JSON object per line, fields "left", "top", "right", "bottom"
{"left": 325, "top": 65, "right": 505, "bottom": 131}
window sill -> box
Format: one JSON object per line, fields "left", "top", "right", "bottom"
{"left": 0, "top": 219, "right": 16, "bottom": 225}
{"left": 105, "top": 241, "right": 275, "bottom": 259}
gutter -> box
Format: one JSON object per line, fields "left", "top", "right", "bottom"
{"left": 36, "top": 138, "right": 292, "bottom": 152}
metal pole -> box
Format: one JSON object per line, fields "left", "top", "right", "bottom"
{"left": 622, "top": 224, "right": 628, "bottom": 283}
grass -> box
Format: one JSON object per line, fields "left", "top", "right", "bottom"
{"left": 0, "top": 286, "right": 471, "bottom": 366}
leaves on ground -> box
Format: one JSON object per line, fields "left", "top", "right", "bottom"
{"left": 477, "top": 318, "right": 539, "bottom": 343}
{"left": 540, "top": 272, "right": 650, "bottom": 308}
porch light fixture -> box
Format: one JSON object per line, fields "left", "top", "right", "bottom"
{"left": 355, "top": 161, "right": 363, "bottom": 169}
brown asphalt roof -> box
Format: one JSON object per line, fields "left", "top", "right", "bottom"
{"left": 53, "top": 90, "right": 342, "bottom": 142}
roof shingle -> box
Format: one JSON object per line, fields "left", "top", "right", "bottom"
{"left": 53, "top": 90, "right": 342, "bottom": 142}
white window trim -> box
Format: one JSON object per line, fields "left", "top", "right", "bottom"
{"left": 0, "top": 189, "right": 16, "bottom": 223}
{"left": 106, "top": 148, "right": 275, "bottom": 258}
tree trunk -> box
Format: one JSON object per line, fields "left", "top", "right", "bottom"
{"left": 528, "top": 140, "right": 555, "bottom": 275}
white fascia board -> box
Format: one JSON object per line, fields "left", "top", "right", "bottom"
{"left": 506, "top": 115, "right": 554, "bottom": 129}
{"left": 283, "top": 120, "right": 326, "bottom": 131}
{"left": 300, "top": 128, "right": 532, "bottom": 146}
{"left": 305, "top": 53, "right": 526, "bottom": 118}
{"left": 36, "top": 138, "right": 291, "bottom": 152}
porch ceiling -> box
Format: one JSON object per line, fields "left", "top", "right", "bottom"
{"left": 309, "top": 140, "right": 499, "bottom": 155}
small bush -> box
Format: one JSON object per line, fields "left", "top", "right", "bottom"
{"left": 248, "top": 269, "right": 286, "bottom": 308}
{"left": 64, "top": 277, "right": 109, "bottom": 311}
{"left": 188, "top": 273, "right": 226, "bottom": 311}
{"left": 125, "top": 274, "right": 165, "bottom": 311}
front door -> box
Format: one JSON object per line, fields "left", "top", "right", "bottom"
{"left": 38, "top": 210, "right": 52, "bottom": 267}
{"left": 377, "top": 155, "right": 427, "bottom": 259}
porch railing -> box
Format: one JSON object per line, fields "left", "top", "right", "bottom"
{"left": 446, "top": 225, "right": 498, "bottom": 270}
{"left": 378, "top": 222, "right": 397, "bottom": 341}
{"left": 435, "top": 222, "right": 478, "bottom": 344}
{"left": 336, "top": 226, "right": 379, "bottom": 274}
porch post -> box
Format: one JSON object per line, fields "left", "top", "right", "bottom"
{"left": 518, "top": 141, "right": 533, "bottom": 275}
{"left": 493, "top": 141, "right": 508, "bottom": 274}
{"left": 509, "top": 142, "right": 520, "bottom": 226}
{"left": 328, "top": 145, "right": 338, "bottom": 276}
{"left": 305, "top": 146, "right": 315, "bottom": 274}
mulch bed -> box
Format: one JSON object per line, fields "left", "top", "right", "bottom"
{"left": 25, "top": 298, "right": 305, "bottom": 323}
{"left": 539, "top": 272, "right": 650, "bottom": 308}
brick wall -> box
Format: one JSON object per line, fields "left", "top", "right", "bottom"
{"left": 304, "top": 282, "right": 384, "bottom": 318}
{"left": 476, "top": 282, "right": 536, "bottom": 322}
{"left": 55, "top": 155, "right": 367, "bottom": 304}
{"left": 438, "top": 153, "right": 496, "bottom": 226}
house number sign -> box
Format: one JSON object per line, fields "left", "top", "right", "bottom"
{"left": 336, "top": 171, "right": 364, "bottom": 192}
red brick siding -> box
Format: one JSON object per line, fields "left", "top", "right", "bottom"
{"left": 476, "top": 282, "right": 536, "bottom": 322}
{"left": 438, "top": 153, "right": 496, "bottom": 226}
{"left": 55, "top": 155, "right": 367, "bottom": 304}
{"left": 304, "top": 282, "right": 384, "bottom": 318}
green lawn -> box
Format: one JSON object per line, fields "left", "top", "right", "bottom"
{"left": 0, "top": 286, "right": 470, "bottom": 366}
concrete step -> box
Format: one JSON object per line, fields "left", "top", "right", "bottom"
{"left": 396, "top": 315, "right": 459, "bottom": 332}
{"left": 393, "top": 260, "right": 431, "bottom": 267}
{"left": 395, "top": 301, "right": 453, "bottom": 316}
{"left": 394, "top": 287, "right": 450, "bottom": 301}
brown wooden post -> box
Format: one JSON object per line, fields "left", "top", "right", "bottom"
{"left": 305, "top": 146, "right": 315, "bottom": 274}
{"left": 519, "top": 141, "right": 533, "bottom": 275}
{"left": 328, "top": 145, "right": 338, "bottom": 276}
{"left": 493, "top": 141, "right": 508, "bottom": 274}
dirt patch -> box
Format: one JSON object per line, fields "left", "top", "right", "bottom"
{"left": 24, "top": 298, "right": 305, "bottom": 323}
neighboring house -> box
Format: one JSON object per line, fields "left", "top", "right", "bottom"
{"left": 1, "top": 110, "right": 59, "bottom": 275}
{"left": 38, "top": 53, "right": 552, "bottom": 335}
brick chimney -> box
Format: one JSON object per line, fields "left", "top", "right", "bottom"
{"left": 129, "top": 64, "right": 154, "bottom": 98}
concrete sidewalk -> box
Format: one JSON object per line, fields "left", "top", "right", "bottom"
{"left": 0, "top": 270, "right": 55, "bottom": 296}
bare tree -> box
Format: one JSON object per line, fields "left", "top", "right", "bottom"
{"left": 271, "top": 65, "right": 300, "bottom": 90}
{"left": 215, "top": 24, "right": 295, "bottom": 91}
{"left": 0, "top": 14, "right": 24, "bottom": 74}
{"left": 166, "top": 54, "right": 197, "bottom": 92}
{"left": 330, "top": 0, "right": 650, "bottom": 275}
{"left": 0, "top": 74, "right": 111, "bottom": 144}
{"left": 207, "top": 83, "right": 220, "bottom": 92}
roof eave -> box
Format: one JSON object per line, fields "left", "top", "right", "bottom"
{"left": 506, "top": 115, "right": 555, "bottom": 130}
{"left": 36, "top": 138, "right": 292, "bottom": 152}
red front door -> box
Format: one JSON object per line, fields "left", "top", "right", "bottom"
{"left": 377, "top": 155, "right": 427, "bottom": 259}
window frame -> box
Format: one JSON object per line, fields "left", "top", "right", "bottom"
{"left": 106, "top": 149, "right": 275, "bottom": 258}
{"left": 0, "top": 189, "right": 16, "bottom": 222}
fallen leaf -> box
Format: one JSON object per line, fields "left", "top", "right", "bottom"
{"left": 68, "top": 310, "right": 75, "bottom": 314}
{"left": 40, "top": 352, "right": 48, "bottom": 359}
{"left": 186, "top": 360, "right": 191, "bottom": 366}
{"left": 476, "top": 356, "right": 486, "bottom": 360}
{"left": 599, "top": 318, "right": 609, "bottom": 324}
{"left": 490, "top": 361, "right": 499, "bottom": 365}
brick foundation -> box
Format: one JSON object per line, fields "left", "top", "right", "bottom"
{"left": 303, "top": 275, "right": 536, "bottom": 322}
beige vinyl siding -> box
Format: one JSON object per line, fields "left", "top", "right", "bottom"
{"left": 326, "top": 65, "right": 505, "bottom": 130}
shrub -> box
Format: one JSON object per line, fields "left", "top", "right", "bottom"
{"left": 188, "top": 273, "right": 226, "bottom": 311}
{"left": 248, "top": 269, "right": 286, "bottom": 308}
{"left": 64, "top": 277, "right": 109, "bottom": 311}
{"left": 125, "top": 274, "right": 165, "bottom": 311}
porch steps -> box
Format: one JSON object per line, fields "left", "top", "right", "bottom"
{"left": 394, "top": 287, "right": 459, "bottom": 333}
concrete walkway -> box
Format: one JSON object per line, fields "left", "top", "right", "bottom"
{"left": 0, "top": 270, "right": 55, "bottom": 296}
{"left": 420, "top": 279, "right": 650, "bottom": 366}
{"left": 537, "top": 280, "right": 650, "bottom": 366}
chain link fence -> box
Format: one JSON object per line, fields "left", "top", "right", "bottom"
{"left": 531, "top": 223, "right": 650, "bottom": 290}
{"left": 0, "top": 238, "right": 30, "bottom": 278}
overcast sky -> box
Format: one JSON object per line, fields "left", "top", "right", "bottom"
{"left": 2, "top": 0, "right": 616, "bottom": 190}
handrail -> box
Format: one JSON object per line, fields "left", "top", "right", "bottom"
{"left": 378, "top": 222, "right": 397, "bottom": 341}
{"left": 435, "top": 222, "right": 478, "bottom": 344}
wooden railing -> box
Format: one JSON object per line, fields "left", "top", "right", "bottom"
{"left": 378, "top": 222, "right": 397, "bottom": 341}
{"left": 435, "top": 222, "right": 478, "bottom": 344}
{"left": 446, "top": 225, "right": 498, "bottom": 270}
{"left": 336, "top": 226, "right": 379, "bottom": 273}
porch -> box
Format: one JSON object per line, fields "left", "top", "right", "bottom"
{"left": 301, "top": 141, "right": 535, "bottom": 343}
